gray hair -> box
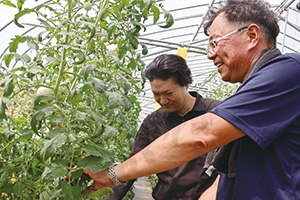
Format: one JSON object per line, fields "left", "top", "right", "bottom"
{"left": 203, "top": 0, "right": 279, "bottom": 46}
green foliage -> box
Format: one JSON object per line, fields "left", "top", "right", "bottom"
{"left": 0, "top": 0, "right": 174, "bottom": 199}
{"left": 148, "top": 174, "right": 158, "bottom": 190}
{"left": 199, "top": 71, "right": 240, "bottom": 100}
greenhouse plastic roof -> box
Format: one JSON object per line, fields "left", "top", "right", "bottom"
{"left": 137, "top": 0, "right": 300, "bottom": 121}
{"left": 1, "top": 0, "right": 300, "bottom": 122}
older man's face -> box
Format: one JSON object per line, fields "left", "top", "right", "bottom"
{"left": 207, "top": 13, "right": 250, "bottom": 83}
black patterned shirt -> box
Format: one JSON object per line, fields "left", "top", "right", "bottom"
{"left": 112, "top": 92, "right": 220, "bottom": 200}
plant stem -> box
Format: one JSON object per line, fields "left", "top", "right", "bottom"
{"left": 95, "top": 0, "right": 109, "bottom": 27}
{"left": 70, "top": 0, "right": 109, "bottom": 92}
{"left": 69, "top": 142, "right": 76, "bottom": 176}
{"left": 0, "top": 140, "right": 15, "bottom": 151}
{"left": 53, "top": 103, "right": 72, "bottom": 133}
{"left": 54, "top": 0, "right": 73, "bottom": 97}
{"left": 11, "top": 84, "right": 52, "bottom": 98}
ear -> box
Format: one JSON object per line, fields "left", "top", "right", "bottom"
{"left": 185, "top": 84, "right": 190, "bottom": 90}
{"left": 246, "top": 24, "right": 260, "bottom": 51}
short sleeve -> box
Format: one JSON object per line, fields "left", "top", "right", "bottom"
{"left": 211, "top": 54, "right": 300, "bottom": 149}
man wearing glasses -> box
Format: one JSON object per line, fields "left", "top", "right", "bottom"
{"left": 84, "top": 0, "right": 300, "bottom": 199}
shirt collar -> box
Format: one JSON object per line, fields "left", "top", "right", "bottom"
{"left": 167, "top": 91, "right": 205, "bottom": 117}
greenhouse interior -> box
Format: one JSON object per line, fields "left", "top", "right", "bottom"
{"left": 1, "top": 0, "right": 300, "bottom": 199}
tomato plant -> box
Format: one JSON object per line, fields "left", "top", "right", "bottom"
{"left": 0, "top": 0, "right": 173, "bottom": 199}
{"left": 199, "top": 71, "right": 240, "bottom": 100}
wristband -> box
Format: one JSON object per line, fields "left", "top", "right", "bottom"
{"left": 108, "top": 162, "right": 126, "bottom": 187}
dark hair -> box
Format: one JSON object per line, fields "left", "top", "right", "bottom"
{"left": 203, "top": 0, "right": 279, "bottom": 46}
{"left": 144, "top": 54, "right": 193, "bottom": 86}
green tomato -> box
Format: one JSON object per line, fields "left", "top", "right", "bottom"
{"left": 101, "top": 36, "right": 109, "bottom": 43}
{"left": 83, "top": 2, "right": 92, "bottom": 11}
{"left": 36, "top": 87, "right": 53, "bottom": 103}
{"left": 36, "top": 87, "right": 53, "bottom": 96}
{"left": 71, "top": 1, "right": 76, "bottom": 8}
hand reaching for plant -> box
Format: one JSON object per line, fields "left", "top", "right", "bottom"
{"left": 83, "top": 168, "right": 116, "bottom": 194}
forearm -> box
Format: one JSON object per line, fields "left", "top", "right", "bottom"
{"left": 115, "top": 122, "right": 203, "bottom": 181}
{"left": 115, "top": 113, "right": 243, "bottom": 182}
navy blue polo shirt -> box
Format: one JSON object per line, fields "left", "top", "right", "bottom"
{"left": 211, "top": 53, "right": 300, "bottom": 200}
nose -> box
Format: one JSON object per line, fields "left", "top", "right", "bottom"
{"left": 207, "top": 51, "right": 216, "bottom": 60}
{"left": 159, "top": 96, "right": 169, "bottom": 105}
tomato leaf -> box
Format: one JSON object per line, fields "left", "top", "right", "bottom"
{"left": 151, "top": 4, "right": 160, "bottom": 24}
{"left": 130, "top": 21, "right": 146, "bottom": 32}
{"left": 71, "top": 90, "right": 82, "bottom": 105}
{"left": 128, "top": 34, "right": 139, "bottom": 49}
{"left": 82, "top": 22, "right": 95, "bottom": 43}
{"left": 52, "top": 159, "right": 70, "bottom": 167}
{"left": 14, "top": 181, "right": 25, "bottom": 197}
{"left": 30, "top": 111, "right": 44, "bottom": 134}
{"left": 122, "top": 96, "right": 131, "bottom": 111}
{"left": 88, "top": 39, "right": 95, "bottom": 53}
{"left": 36, "top": 4, "right": 54, "bottom": 12}
{"left": 85, "top": 145, "right": 102, "bottom": 156}
{"left": 11, "top": 52, "right": 31, "bottom": 63}
{"left": 159, "top": 8, "right": 174, "bottom": 28}
{"left": 42, "top": 163, "right": 68, "bottom": 179}
{"left": 87, "top": 187, "right": 114, "bottom": 197}
{"left": 9, "top": 36, "right": 27, "bottom": 52}
{"left": 87, "top": 110, "right": 104, "bottom": 124}
{"left": 142, "top": 44, "right": 148, "bottom": 55}
{"left": 107, "top": 92, "right": 122, "bottom": 108}
{"left": 49, "top": 115, "right": 67, "bottom": 123}
{"left": 61, "top": 181, "right": 82, "bottom": 199}
{"left": 2, "top": 0, "right": 16, "bottom": 8}
{"left": 91, "top": 77, "right": 107, "bottom": 92}
{"left": 72, "top": 51, "right": 86, "bottom": 65}
{"left": 0, "top": 99, "right": 8, "bottom": 120}
{"left": 85, "top": 144, "right": 113, "bottom": 159}
{"left": 103, "top": 125, "right": 117, "bottom": 138}
{"left": 46, "top": 128, "right": 67, "bottom": 139}
{"left": 4, "top": 54, "right": 14, "bottom": 67}
{"left": 78, "top": 156, "right": 112, "bottom": 172}
{"left": 14, "top": 8, "right": 36, "bottom": 28}
{"left": 38, "top": 18, "right": 52, "bottom": 28}
{"left": 2, "top": 77, "right": 14, "bottom": 97}
{"left": 27, "top": 36, "right": 39, "bottom": 50}
{"left": 41, "top": 129, "right": 67, "bottom": 160}
{"left": 70, "top": 169, "right": 84, "bottom": 180}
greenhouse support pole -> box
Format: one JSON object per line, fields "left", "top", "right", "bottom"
{"left": 282, "top": 8, "right": 289, "bottom": 53}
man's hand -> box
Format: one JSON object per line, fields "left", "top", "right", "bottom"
{"left": 83, "top": 168, "right": 116, "bottom": 194}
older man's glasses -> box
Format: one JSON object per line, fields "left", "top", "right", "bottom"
{"left": 206, "top": 26, "right": 248, "bottom": 54}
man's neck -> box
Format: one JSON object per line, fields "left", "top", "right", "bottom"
{"left": 177, "top": 93, "right": 196, "bottom": 117}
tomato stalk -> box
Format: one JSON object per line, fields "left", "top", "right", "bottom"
{"left": 95, "top": 0, "right": 108, "bottom": 26}
{"left": 53, "top": 104, "right": 71, "bottom": 133}
{"left": 70, "top": 0, "right": 108, "bottom": 92}
{"left": 68, "top": 142, "right": 76, "bottom": 181}
{"left": 54, "top": 0, "right": 73, "bottom": 98}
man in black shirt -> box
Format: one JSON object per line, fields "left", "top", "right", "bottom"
{"left": 112, "top": 54, "right": 220, "bottom": 200}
